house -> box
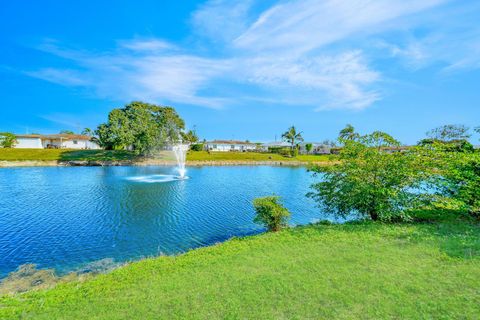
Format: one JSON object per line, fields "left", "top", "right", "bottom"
{"left": 13, "top": 134, "right": 101, "bottom": 149}
{"left": 205, "top": 140, "right": 258, "bottom": 152}
{"left": 261, "top": 141, "right": 333, "bottom": 154}
{"left": 260, "top": 141, "right": 291, "bottom": 152}
{"left": 299, "top": 143, "right": 332, "bottom": 155}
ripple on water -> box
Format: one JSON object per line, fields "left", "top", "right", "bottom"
{"left": 0, "top": 166, "right": 328, "bottom": 278}
{"left": 125, "top": 174, "right": 189, "bottom": 183}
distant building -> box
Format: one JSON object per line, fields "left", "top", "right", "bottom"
{"left": 260, "top": 141, "right": 291, "bottom": 152}
{"left": 205, "top": 140, "right": 257, "bottom": 152}
{"left": 261, "top": 141, "right": 333, "bottom": 154}
{"left": 13, "top": 134, "right": 101, "bottom": 149}
{"left": 299, "top": 143, "right": 332, "bottom": 155}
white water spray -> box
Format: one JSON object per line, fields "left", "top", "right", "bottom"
{"left": 172, "top": 144, "right": 189, "bottom": 179}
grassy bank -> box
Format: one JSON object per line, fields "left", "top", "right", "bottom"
{"left": 0, "top": 149, "right": 137, "bottom": 161}
{"left": 1, "top": 212, "right": 479, "bottom": 319}
{"left": 186, "top": 151, "right": 332, "bottom": 163}
{"left": 0, "top": 149, "right": 333, "bottom": 164}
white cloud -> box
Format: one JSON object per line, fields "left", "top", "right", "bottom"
{"left": 119, "top": 39, "right": 177, "bottom": 52}
{"left": 30, "top": 41, "right": 231, "bottom": 109}
{"left": 243, "top": 51, "right": 380, "bottom": 110}
{"left": 26, "top": 68, "right": 89, "bottom": 86}
{"left": 234, "top": 0, "right": 447, "bottom": 54}
{"left": 25, "top": 0, "right": 468, "bottom": 111}
{"left": 191, "top": 0, "right": 254, "bottom": 42}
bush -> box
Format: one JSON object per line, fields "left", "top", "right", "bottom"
{"left": 291, "top": 147, "right": 299, "bottom": 157}
{"left": 252, "top": 196, "right": 291, "bottom": 232}
{"left": 428, "top": 149, "right": 480, "bottom": 218}
{"left": 0, "top": 132, "right": 17, "bottom": 148}
{"left": 190, "top": 143, "right": 204, "bottom": 151}
{"left": 278, "top": 148, "right": 292, "bottom": 157}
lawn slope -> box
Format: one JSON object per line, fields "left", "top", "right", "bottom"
{"left": 1, "top": 214, "right": 479, "bottom": 319}
{"left": 0, "top": 149, "right": 332, "bottom": 164}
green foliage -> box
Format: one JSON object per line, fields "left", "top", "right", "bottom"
{"left": 59, "top": 130, "right": 75, "bottom": 134}
{"left": 418, "top": 138, "right": 474, "bottom": 153}
{"left": 425, "top": 146, "right": 480, "bottom": 218}
{"left": 252, "top": 196, "right": 290, "bottom": 232}
{"left": 292, "top": 147, "right": 299, "bottom": 157}
{"left": 0, "top": 132, "right": 17, "bottom": 148}
{"left": 181, "top": 128, "right": 199, "bottom": 144}
{"left": 190, "top": 143, "right": 204, "bottom": 151}
{"left": 81, "top": 128, "right": 93, "bottom": 136}
{"left": 95, "top": 101, "right": 185, "bottom": 155}
{"left": 305, "top": 143, "right": 313, "bottom": 153}
{"left": 282, "top": 126, "right": 303, "bottom": 150}
{"left": 426, "top": 124, "right": 471, "bottom": 141}
{"left": 309, "top": 131, "right": 428, "bottom": 221}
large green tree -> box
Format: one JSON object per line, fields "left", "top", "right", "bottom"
{"left": 308, "top": 131, "right": 428, "bottom": 221}
{"left": 95, "top": 102, "right": 185, "bottom": 154}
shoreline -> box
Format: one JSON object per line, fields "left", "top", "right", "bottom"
{"left": 0, "top": 159, "right": 331, "bottom": 168}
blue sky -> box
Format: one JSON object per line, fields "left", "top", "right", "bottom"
{"left": 1, "top": 0, "right": 479, "bottom": 144}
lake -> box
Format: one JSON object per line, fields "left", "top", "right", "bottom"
{"left": 0, "top": 165, "right": 327, "bottom": 278}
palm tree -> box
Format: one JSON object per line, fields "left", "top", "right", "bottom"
{"left": 338, "top": 124, "right": 359, "bottom": 141}
{"left": 81, "top": 128, "right": 93, "bottom": 136}
{"left": 282, "top": 126, "right": 304, "bottom": 150}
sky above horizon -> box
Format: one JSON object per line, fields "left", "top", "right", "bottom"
{"left": 1, "top": 0, "right": 479, "bottom": 144}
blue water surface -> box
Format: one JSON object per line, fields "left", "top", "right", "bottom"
{"left": 0, "top": 165, "right": 327, "bottom": 277}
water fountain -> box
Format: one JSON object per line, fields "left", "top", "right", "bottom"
{"left": 172, "top": 144, "right": 189, "bottom": 179}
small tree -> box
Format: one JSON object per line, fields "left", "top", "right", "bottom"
{"left": 309, "top": 131, "right": 428, "bottom": 222}
{"left": 253, "top": 196, "right": 291, "bottom": 232}
{"left": 81, "top": 128, "right": 93, "bottom": 136}
{"left": 0, "top": 132, "right": 17, "bottom": 148}
{"left": 420, "top": 124, "right": 474, "bottom": 153}
{"left": 190, "top": 143, "right": 204, "bottom": 151}
{"left": 305, "top": 143, "right": 313, "bottom": 154}
{"left": 59, "top": 130, "right": 75, "bottom": 134}
{"left": 426, "top": 124, "right": 471, "bottom": 141}
{"left": 181, "top": 128, "right": 199, "bottom": 144}
{"left": 282, "top": 126, "right": 303, "bottom": 156}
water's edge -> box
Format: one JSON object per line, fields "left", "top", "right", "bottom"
{"left": 0, "top": 228, "right": 267, "bottom": 295}
{"left": 0, "top": 160, "right": 330, "bottom": 168}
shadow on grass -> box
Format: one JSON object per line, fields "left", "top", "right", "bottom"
{"left": 58, "top": 150, "right": 139, "bottom": 162}
{"left": 298, "top": 209, "right": 480, "bottom": 260}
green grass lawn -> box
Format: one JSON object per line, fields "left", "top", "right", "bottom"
{"left": 0, "top": 149, "right": 137, "bottom": 161}
{"left": 186, "top": 151, "right": 333, "bottom": 163}
{"left": 0, "top": 149, "right": 333, "bottom": 163}
{"left": 1, "top": 212, "right": 479, "bottom": 319}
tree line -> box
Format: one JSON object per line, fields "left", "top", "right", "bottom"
{"left": 254, "top": 124, "right": 480, "bottom": 232}
{"left": 308, "top": 124, "right": 480, "bottom": 222}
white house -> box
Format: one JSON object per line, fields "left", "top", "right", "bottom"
{"left": 261, "top": 141, "right": 333, "bottom": 154}
{"left": 205, "top": 140, "right": 258, "bottom": 152}
{"left": 260, "top": 141, "right": 291, "bottom": 152}
{"left": 299, "top": 142, "right": 332, "bottom": 155}
{"left": 13, "top": 134, "right": 101, "bottom": 149}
